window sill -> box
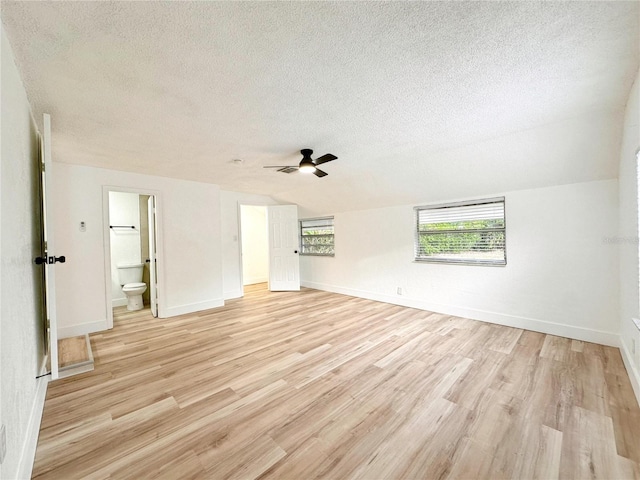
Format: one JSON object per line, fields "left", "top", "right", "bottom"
{"left": 413, "top": 259, "right": 506, "bottom": 267}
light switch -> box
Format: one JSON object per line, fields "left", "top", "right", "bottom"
{"left": 80, "top": 221, "right": 86, "bottom": 232}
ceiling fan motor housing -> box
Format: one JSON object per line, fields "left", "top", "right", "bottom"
{"left": 299, "top": 149, "right": 315, "bottom": 169}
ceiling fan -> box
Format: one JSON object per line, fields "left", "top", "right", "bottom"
{"left": 264, "top": 149, "right": 337, "bottom": 178}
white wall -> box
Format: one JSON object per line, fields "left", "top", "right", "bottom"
{"left": 108, "top": 192, "right": 142, "bottom": 306}
{"left": 53, "top": 163, "right": 223, "bottom": 336}
{"left": 301, "top": 179, "right": 620, "bottom": 346}
{"left": 220, "top": 190, "right": 279, "bottom": 299}
{"left": 0, "top": 24, "right": 47, "bottom": 480}
{"left": 241, "top": 205, "right": 268, "bottom": 285}
{"left": 618, "top": 68, "right": 640, "bottom": 401}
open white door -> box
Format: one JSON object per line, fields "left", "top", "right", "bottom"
{"left": 147, "top": 195, "right": 158, "bottom": 317}
{"left": 267, "top": 205, "right": 300, "bottom": 291}
{"left": 40, "top": 114, "right": 61, "bottom": 380}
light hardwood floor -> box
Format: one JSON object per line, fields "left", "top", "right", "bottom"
{"left": 33, "top": 284, "right": 640, "bottom": 479}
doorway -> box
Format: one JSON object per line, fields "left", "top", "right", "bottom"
{"left": 240, "top": 205, "right": 269, "bottom": 294}
{"left": 103, "top": 188, "right": 160, "bottom": 327}
{"left": 239, "top": 204, "right": 301, "bottom": 294}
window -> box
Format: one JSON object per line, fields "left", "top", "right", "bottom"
{"left": 414, "top": 197, "right": 506, "bottom": 265}
{"left": 300, "top": 217, "right": 334, "bottom": 256}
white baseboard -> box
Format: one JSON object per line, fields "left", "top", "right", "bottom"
{"left": 15, "top": 357, "right": 49, "bottom": 480}
{"left": 620, "top": 337, "right": 640, "bottom": 406}
{"left": 111, "top": 297, "right": 127, "bottom": 307}
{"left": 301, "top": 281, "right": 620, "bottom": 347}
{"left": 58, "top": 320, "right": 107, "bottom": 339}
{"left": 224, "top": 288, "right": 243, "bottom": 301}
{"left": 161, "top": 298, "right": 225, "bottom": 318}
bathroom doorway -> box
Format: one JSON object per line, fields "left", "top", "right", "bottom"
{"left": 103, "top": 187, "right": 161, "bottom": 328}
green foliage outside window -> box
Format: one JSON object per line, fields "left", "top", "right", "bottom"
{"left": 300, "top": 218, "right": 334, "bottom": 256}
{"left": 417, "top": 219, "right": 505, "bottom": 260}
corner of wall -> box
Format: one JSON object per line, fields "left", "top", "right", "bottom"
{"left": 619, "top": 333, "right": 640, "bottom": 405}
{"left": 618, "top": 67, "right": 640, "bottom": 405}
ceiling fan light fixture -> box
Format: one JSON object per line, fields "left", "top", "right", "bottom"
{"left": 264, "top": 148, "right": 336, "bottom": 177}
{"left": 299, "top": 161, "right": 316, "bottom": 174}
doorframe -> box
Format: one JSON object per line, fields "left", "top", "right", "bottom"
{"left": 102, "top": 186, "right": 164, "bottom": 328}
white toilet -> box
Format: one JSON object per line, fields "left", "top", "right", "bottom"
{"left": 117, "top": 263, "right": 147, "bottom": 311}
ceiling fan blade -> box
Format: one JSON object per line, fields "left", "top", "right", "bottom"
{"left": 313, "top": 168, "right": 328, "bottom": 178}
{"left": 279, "top": 167, "right": 299, "bottom": 174}
{"left": 314, "top": 154, "right": 337, "bottom": 165}
{"left": 263, "top": 165, "right": 297, "bottom": 168}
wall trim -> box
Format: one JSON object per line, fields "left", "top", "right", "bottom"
{"left": 301, "top": 281, "right": 620, "bottom": 347}
{"left": 620, "top": 336, "right": 640, "bottom": 406}
{"left": 224, "top": 288, "right": 243, "bottom": 301}
{"left": 161, "top": 298, "right": 224, "bottom": 318}
{"left": 111, "top": 298, "right": 127, "bottom": 308}
{"left": 58, "top": 320, "right": 107, "bottom": 338}
{"left": 15, "top": 357, "right": 49, "bottom": 480}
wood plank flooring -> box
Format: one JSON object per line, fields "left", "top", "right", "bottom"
{"left": 33, "top": 284, "right": 640, "bottom": 479}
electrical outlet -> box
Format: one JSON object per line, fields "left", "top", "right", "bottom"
{"left": 397, "top": 287, "right": 402, "bottom": 295}
{"left": 0, "top": 424, "right": 6, "bottom": 465}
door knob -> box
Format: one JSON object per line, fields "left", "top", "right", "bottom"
{"left": 34, "top": 255, "right": 66, "bottom": 265}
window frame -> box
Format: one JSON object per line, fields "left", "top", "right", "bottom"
{"left": 414, "top": 197, "right": 507, "bottom": 266}
{"left": 299, "top": 216, "right": 335, "bottom": 257}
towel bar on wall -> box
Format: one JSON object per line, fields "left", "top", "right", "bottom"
{"left": 110, "top": 225, "right": 136, "bottom": 229}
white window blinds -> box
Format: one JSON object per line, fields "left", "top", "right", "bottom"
{"left": 300, "top": 217, "right": 334, "bottom": 256}
{"left": 415, "top": 197, "right": 506, "bottom": 265}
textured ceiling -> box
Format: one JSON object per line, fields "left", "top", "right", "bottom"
{"left": 2, "top": 1, "right": 638, "bottom": 214}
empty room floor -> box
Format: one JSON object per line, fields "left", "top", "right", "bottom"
{"left": 33, "top": 284, "right": 640, "bottom": 479}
